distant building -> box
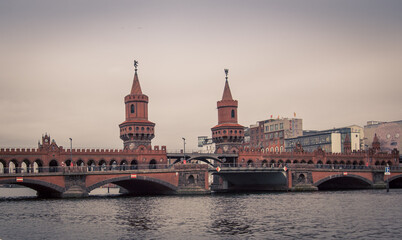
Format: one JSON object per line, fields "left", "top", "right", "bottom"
{"left": 286, "top": 132, "right": 342, "bottom": 153}
{"left": 364, "top": 120, "right": 401, "bottom": 154}
{"left": 248, "top": 118, "right": 303, "bottom": 153}
{"left": 197, "top": 136, "right": 215, "bottom": 153}
{"left": 285, "top": 126, "right": 361, "bottom": 153}
{"left": 248, "top": 121, "right": 266, "bottom": 148}
{"left": 264, "top": 118, "right": 303, "bottom": 153}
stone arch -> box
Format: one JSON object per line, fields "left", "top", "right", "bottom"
{"left": 120, "top": 159, "right": 128, "bottom": 170}
{"left": 99, "top": 159, "right": 107, "bottom": 171}
{"left": 49, "top": 159, "right": 58, "bottom": 172}
{"left": 21, "top": 159, "right": 30, "bottom": 173}
{"left": 293, "top": 160, "right": 299, "bottom": 164}
{"left": 87, "top": 159, "right": 96, "bottom": 171}
{"left": 9, "top": 159, "right": 18, "bottom": 173}
{"left": 261, "top": 160, "right": 268, "bottom": 167}
{"left": 33, "top": 159, "right": 43, "bottom": 173}
{"left": 297, "top": 173, "right": 306, "bottom": 184}
{"left": 188, "top": 175, "right": 195, "bottom": 185}
{"left": 110, "top": 159, "right": 118, "bottom": 170}
{"left": 317, "top": 160, "right": 323, "bottom": 165}
{"left": 77, "top": 159, "right": 85, "bottom": 167}
{"left": 0, "top": 159, "right": 5, "bottom": 174}
{"left": 307, "top": 160, "right": 314, "bottom": 164}
{"left": 247, "top": 159, "right": 254, "bottom": 167}
{"left": 389, "top": 174, "right": 402, "bottom": 188}
{"left": 86, "top": 175, "right": 178, "bottom": 194}
{"left": 149, "top": 159, "right": 157, "bottom": 169}
{"left": 300, "top": 159, "right": 306, "bottom": 164}
{"left": 326, "top": 160, "right": 332, "bottom": 165}
{"left": 375, "top": 161, "right": 380, "bottom": 166}
{"left": 0, "top": 178, "right": 65, "bottom": 197}
{"left": 130, "top": 159, "right": 138, "bottom": 169}
{"left": 314, "top": 174, "right": 373, "bottom": 189}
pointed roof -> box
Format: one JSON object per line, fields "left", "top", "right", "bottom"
{"left": 130, "top": 71, "right": 143, "bottom": 95}
{"left": 222, "top": 79, "right": 233, "bottom": 100}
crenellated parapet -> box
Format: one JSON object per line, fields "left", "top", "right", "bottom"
{"left": 237, "top": 144, "right": 399, "bottom": 168}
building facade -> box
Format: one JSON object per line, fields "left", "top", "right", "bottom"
{"left": 364, "top": 120, "right": 402, "bottom": 154}
{"left": 248, "top": 118, "right": 303, "bottom": 153}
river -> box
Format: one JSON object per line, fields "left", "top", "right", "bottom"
{"left": 0, "top": 187, "right": 401, "bottom": 240}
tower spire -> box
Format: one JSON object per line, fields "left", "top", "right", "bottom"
{"left": 131, "top": 60, "right": 143, "bottom": 95}
{"left": 222, "top": 68, "right": 233, "bottom": 100}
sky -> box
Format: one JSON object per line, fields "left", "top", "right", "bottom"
{"left": 1, "top": 0, "right": 401, "bottom": 151}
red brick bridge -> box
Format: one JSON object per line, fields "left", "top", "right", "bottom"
{"left": 0, "top": 164, "right": 210, "bottom": 198}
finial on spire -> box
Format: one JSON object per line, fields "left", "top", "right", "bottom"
{"left": 134, "top": 60, "right": 138, "bottom": 72}
{"left": 224, "top": 69, "right": 229, "bottom": 81}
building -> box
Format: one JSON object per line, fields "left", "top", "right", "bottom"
{"left": 198, "top": 136, "right": 215, "bottom": 153}
{"left": 248, "top": 118, "right": 303, "bottom": 153}
{"left": 286, "top": 126, "right": 361, "bottom": 153}
{"left": 264, "top": 118, "right": 303, "bottom": 153}
{"left": 0, "top": 61, "right": 167, "bottom": 173}
{"left": 248, "top": 120, "right": 266, "bottom": 148}
{"left": 285, "top": 132, "right": 342, "bottom": 153}
{"left": 211, "top": 69, "right": 244, "bottom": 154}
{"left": 364, "top": 120, "right": 402, "bottom": 154}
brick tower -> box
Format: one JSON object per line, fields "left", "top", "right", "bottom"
{"left": 211, "top": 69, "right": 244, "bottom": 154}
{"left": 119, "top": 61, "right": 155, "bottom": 150}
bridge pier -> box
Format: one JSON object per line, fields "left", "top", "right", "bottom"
{"left": 175, "top": 164, "right": 210, "bottom": 195}
{"left": 61, "top": 175, "right": 89, "bottom": 198}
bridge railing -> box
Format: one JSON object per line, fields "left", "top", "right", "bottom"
{"left": 0, "top": 164, "right": 174, "bottom": 175}
{"left": 1, "top": 163, "right": 399, "bottom": 175}
{"left": 217, "top": 163, "right": 402, "bottom": 171}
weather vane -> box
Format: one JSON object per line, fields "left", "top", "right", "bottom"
{"left": 134, "top": 60, "right": 138, "bottom": 72}
{"left": 224, "top": 69, "right": 229, "bottom": 81}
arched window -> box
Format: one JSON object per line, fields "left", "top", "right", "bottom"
{"left": 231, "top": 109, "right": 235, "bottom": 118}
{"left": 131, "top": 104, "right": 135, "bottom": 113}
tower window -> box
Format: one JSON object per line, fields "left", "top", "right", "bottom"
{"left": 131, "top": 104, "right": 135, "bottom": 113}
{"left": 231, "top": 109, "right": 235, "bottom": 118}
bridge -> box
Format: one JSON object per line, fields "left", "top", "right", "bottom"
{"left": 0, "top": 164, "right": 210, "bottom": 198}
{"left": 212, "top": 163, "right": 402, "bottom": 192}
{"left": 1, "top": 161, "right": 402, "bottom": 198}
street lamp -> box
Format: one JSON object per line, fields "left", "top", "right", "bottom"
{"left": 182, "top": 137, "right": 186, "bottom": 163}
{"left": 69, "top": 138, "right": 73, "bottom": 167}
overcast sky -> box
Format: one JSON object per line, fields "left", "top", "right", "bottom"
{"left": 1, "top": 0, "right": 401, "bottom": 151}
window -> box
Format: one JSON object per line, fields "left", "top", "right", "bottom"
{"left": 131, "top": 104, "right": 135, "bottom": 113}
{"left": 231, "top": 109, "right": 235, "bottom": 118}
{"left": 275, "top": 124, "right": 278, "bottom": 130}
{"left": 280, "top": 123, "right": 283, "bottom": 129}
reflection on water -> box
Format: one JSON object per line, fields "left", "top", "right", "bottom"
{"left": 0, "top": 188, "right": 401, "bottom": 239}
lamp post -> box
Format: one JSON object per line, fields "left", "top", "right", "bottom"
{"left": 182, "top": 137, "right": 186, "bottom": 163}
{"left": 69, "top": 138, "right": 73, "bottom": 168}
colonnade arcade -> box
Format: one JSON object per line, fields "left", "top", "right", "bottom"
{"left": 0, "top": 158, "right": 162, "bottom": 173}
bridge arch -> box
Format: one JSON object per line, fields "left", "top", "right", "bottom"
{"left": 389, "top": 174, "right": 402, "bottom": 188}
{"left": 173, "top": 155, "right": 223, "bottom": 167}
{"left": 314, "top": 174, "right": 373, "bottom": 190}
{"left": 0, "top": 178, "right": 64, "bottom": 197}
{"left": 87, "top": 175, "right": 178, "bottom": 195}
